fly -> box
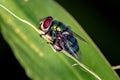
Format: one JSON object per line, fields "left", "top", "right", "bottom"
{"left": 38, "top": 16, "right": 86, "bottom": 60}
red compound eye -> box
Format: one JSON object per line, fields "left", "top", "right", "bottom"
{"left": 43, "top": 17, "right": 52, "bottom": 29}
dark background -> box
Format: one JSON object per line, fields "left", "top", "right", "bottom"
{"left": 0, "top": 0, "right": 120, "bottom": 79}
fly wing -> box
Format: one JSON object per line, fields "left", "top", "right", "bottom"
{"left": 72, "top": 31, "right": 87, "bottom": 43}
{"left": 67, "top": 26, "right": 87, "bottom": 43}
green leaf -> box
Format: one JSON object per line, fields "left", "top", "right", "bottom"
{"left": 0, "top": 0, "right": 119, "bottom": 80}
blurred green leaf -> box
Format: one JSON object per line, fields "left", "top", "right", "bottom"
{"left": 0, "top": 0, "right": 119, "bottom": 80}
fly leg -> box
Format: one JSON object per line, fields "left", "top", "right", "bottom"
{"left": 39, "top": 32, "right": 48, "bottom": 38}
{"left": 47, "top": 39, "right": 63, "bottom": 52}
{"left": 39, "top": 33, "right": 45, "bottom": 38}
{"left": 47, "top": 41, "right": 57, "bottom": 52}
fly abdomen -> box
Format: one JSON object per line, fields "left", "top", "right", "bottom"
{"left": 66, "top": 35, "right": 79, "bottom": 54}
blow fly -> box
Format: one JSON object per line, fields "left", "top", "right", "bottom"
{"left": 38, "top": 16, "right": 86, "bottom": 60}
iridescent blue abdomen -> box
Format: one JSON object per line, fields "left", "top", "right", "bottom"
{"left": 64, "top": 35, "right": 79, "bottom": 56}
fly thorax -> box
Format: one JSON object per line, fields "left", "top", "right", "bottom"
{"left": 51, "top": 25, "right": 57, "bottom": 31}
